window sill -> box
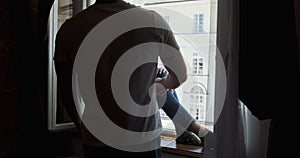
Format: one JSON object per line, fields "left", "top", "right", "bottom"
{"left": 160, "top": 136, "right": 204, "bottom": 158}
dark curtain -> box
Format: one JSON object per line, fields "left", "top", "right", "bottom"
{"left": 210, "top": 0, "right": 245, "bottom": 157}
{"left": 239, "top": 1, "right": 300, "bottom": 158}
{"left": 15, "top": 0, "right": 55, "bottom": 157}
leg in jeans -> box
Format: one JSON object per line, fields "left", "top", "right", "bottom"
{"left": 161, "top": 90, "right": 197, "bottom": 135}
{"left": 162, "top": 90, "right": 191, "bottom": 120}
{"left": 157, "top": 70, "right": 209, "bottom": 145}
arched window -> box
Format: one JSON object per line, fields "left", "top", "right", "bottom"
{"left": 189, "top": 85, "right": 206, "bottom": 121}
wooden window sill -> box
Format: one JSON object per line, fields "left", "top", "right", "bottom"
{"left": 160, "top": 136, "right": 204, "bottom": 158}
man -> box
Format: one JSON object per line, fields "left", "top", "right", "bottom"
{"left": 54, "top": 0, "right": 187, "bottom": 157}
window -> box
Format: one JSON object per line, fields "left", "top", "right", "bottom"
{"left": 48, "top": 0, "right": 218, "bottom": 135}
{"left": 141, "top": 0, "right": 216, "bottom": 132}
{"left": 48, "top": 0, "right": 74, "bottom": 130}
{"left": 192, "top": 52, "right": 204, "bottom": 75}
{"left": 189, "top": 85, "right": 206, "bottom": 121}
{"left": 163, "top": 15, "right": 170, "bottom": 23}
{"left": 57, "top": 0, "right": 73, "bottom": 29}
{"left": 193, "top": 14, "right": 204, "bottom": 33}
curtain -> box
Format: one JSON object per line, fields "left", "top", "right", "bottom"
{"left": 239, "top": 1, "right": 299, "bottom": 158}
{"left": 208, "top": 0, "right": 246, "bottom": 157}
{"left": 215, "top": 0, "right": 300, "bottom": 158}
{"left": 239, "top": 101, "right": 271, "bottom": 158}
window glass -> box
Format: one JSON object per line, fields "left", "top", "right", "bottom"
{"left": 127, "top": 0, "right": 217, "bottom": 132}
{"left": 50, "top": 0, "right": 217, "bottom": 133}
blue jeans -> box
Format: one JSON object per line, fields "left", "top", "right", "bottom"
{"left": 161, "top": 90, "right": 196, "bottom": 132}
{"left": 156, "top": 71, "right": 195, "bottom": 132}
{"left": 162, "top": 90, "right": 179, "bottom": 119}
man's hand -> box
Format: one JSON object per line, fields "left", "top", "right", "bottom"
{"left": 156, "top": 68, "right": 168, "bottom": 76}
{"left": 155, "top": 67, "right": 181, "bottom": 89}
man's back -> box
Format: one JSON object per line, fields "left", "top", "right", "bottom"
{"left": 54, "top": 0, "right": 185, "bottom": 157}
{"left": 54, "top": 1, "right": 137, "bottom": 63}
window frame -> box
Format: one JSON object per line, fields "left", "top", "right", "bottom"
{"left": 192, "top": 52, "right": 204, "bottom": 75}
{"left": 47, "top": 0, "right": 218, "bottom": 135}
{"left": 48, "top": 0, "right": 74, "bottom": 131}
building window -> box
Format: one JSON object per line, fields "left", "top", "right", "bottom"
{"left": 189, "top": 85, "right": 206, "bottom": 121}
{"left": 193, "top": 14, "right": 204, "bottom": 33}
{"left": 192, "top": 52, "right": 204, "bottom": 75}
{"left": 163, "top": 15, "right": 170, "bottom": 24}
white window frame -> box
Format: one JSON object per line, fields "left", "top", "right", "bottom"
{"left": 48, "top": 0, "right": 80, "bottom": 131}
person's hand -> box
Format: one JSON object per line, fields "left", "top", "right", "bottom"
{"left": 155, "top": 77, "right": 162, "bottom": 83}
{"left": 156, "top": 68, "right": 168, "bottom": 75}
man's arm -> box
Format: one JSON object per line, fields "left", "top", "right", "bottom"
{"left": 159, "top": 52, "right": 188, "bottom": 89}
{"left": 54, "top": 61, "right": 81, "bottom": 132}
